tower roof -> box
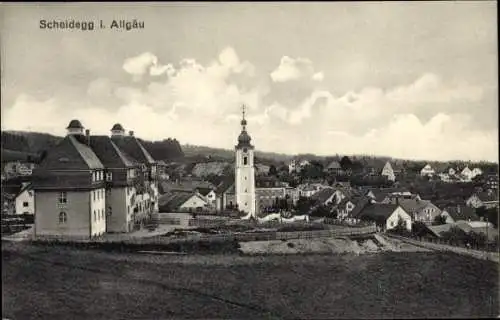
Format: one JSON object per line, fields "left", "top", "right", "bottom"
{"left": 111, "top": 123, "right": 124, "bottom": 131}
{"left": 66, "top": 119, "right": 83, "bottom": 129}
{"left": 236, "top": 104, "right": 253, "bottom": 148}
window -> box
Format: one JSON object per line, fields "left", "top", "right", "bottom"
{"left": 58, "top": 192, "right": 67, "bottom": 204}
{"left": 94, "top": 210, "right": 97, "bottom": 222}
{"left": 92, "top": 172, "right": 96, "bottom": 182}
{"left": 106, "top": 172, "right": 112, "bottom": 181}
{"left": 23, "top": 202, "right": 29, "bottom": 207}
{"left": 93, "top": 191, "right": 96, "bottom": 201}
{"left": 243, "top": 156, "right": 248, "bottom": 165}
{"left": 244, "top": 176, "right": 247, "bottom": 180}
{"left": 59, "top": 212, "right": 67, "bottom": 224}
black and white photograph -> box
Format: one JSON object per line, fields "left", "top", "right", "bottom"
{"left": 1, "top": 2, "right": 498, "bottom": 319}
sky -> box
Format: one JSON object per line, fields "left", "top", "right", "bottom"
{"left": 1, "top": 2, "right": 498, "bottom": 161}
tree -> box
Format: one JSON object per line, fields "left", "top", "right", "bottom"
{"left": 269, "top": 165, "right": 278, "bottom": 176}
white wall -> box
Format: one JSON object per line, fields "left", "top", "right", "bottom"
{"left": 235, "top": 148, "right": 256, "bottom": 216}
{"left": 90, "top": 188, "right": 106, "bottom": 236}
{"left": 35, "top": 191, "right": 92, "bottom": 238}
{"left": 15, "top": 189, "right": 35, "bottom": 215}
{"left": 385, "top": 206, "right": 412, "bottom": 231}
{"left": 180, "top": 195, "right": 207, "bottom": 209}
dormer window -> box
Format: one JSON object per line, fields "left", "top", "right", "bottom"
{"left": 106, "top": 172, "right": 113, "bottom": 181}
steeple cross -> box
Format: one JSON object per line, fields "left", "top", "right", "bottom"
{"left": 242, "top": 104, "right": 246, "bottom": 120}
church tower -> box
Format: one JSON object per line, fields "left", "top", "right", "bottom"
{"left": 235, "top": 105, "right": 256, "bottom": 218}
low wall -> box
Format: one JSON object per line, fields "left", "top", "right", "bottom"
{"left": 31, "top": 225, "right": 378, "bottom": 247}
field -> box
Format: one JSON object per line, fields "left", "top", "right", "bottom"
{"left": 2, "top": 242, "right": 498, "bottom": 319}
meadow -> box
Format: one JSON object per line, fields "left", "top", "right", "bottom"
{"left": 2, "top": 241, "right": 498, "bottom": 319}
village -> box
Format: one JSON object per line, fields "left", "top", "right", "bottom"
{"left": 1, "top": 109, "right": 499, "bottom": 253}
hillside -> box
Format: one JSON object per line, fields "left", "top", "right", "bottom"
{"left": 1, "top": 131, "right": 184, "bottom": 163}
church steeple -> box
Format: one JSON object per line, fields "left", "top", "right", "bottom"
{"left": 237, "top": 104, "right": 252, "bottom": 149}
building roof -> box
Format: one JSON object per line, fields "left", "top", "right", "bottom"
{"left": 398, "top": 198, "right": 433, "bottom": 214}
{"left": 442, "top": 206, "right": 478, "bottom": 221}
{"left": 158, "top": 190, "right": 201, "bottom": 211}
{"left": 355, "top": 203, "right": 400, "bottom": 224}
{"left": 326, "top": 161, "right": 341, "bottom": 170}
{"left": 66, "top": 119, "right": 83, "bottom": 129}
{"left": 111, "top": 136, "right": 155, "bottom": 165}
{"left": 111, "top": 123, "right": 124, "bottom": 131}
{"left": 311, "top": 188, "right": 336, "bottom": 204}
{"left": 159, "top": 180, "right": 215, "bottom": 194}
{"left": 475, "top": 191, "right": 499, "bottom": 202}
{"left": 215, "top": 179, "right": 235, "bottom": 195}
{"left": 89, "top": 136, "right": 136, "bottom": 168}
{"left": 38, "top": 135, "right": 104, "bottom": 170}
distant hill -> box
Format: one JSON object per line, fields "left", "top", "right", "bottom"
{"left": 1, "top": 148, "right": 39, "bottom": 163}
{"left": 1, "top": 130, "right": 184, "bottom": 163}
{"left": 182, "top": 144, "right": 294, "bottom": 164}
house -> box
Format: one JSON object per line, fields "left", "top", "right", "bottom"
{"left": 157, "top": 160, "right": 169, "bottom": 180}
{"left": 337, "top": 195, "right": 367, "bottom": 220}
{"left": 158, "top": 190, "right": 208, "bottom": 212}
{"left": 466, "top": 190, "right": 499, "bottom": 209}
{"left": 381, "top": 161, "right": 396, "bottom": 182}
{"left": 420, "top": 164, "right": 435, "bottom": 177}
{"left": 352, "top": 203, "right": 412, "bottom": 231}
{"left": 471, "top": 167, "right": 483, "bottom": 178}
{"left": 310, "top": 188, "right": 336, "bottom": 206}
{"left": 3, "top": 161, "right": 36, "bottom": 178}
{"left": 111, "top": 125, "right": 159, "bottom": 219}
{"left": 32, "top": 120, "right": 107, "bottom": 239}
{"left": 197, "top": 188, "right": 216, "bottom": 205}
{"left": 460, "top": 166, "right": 474, "bottom": 181}
{"left": 14, "top": 182, "right": 35, "bottom": 215}
{"left": 288, "top": 160, "right": 297, "bottom": 173}
{"left": 297, "top": 183, "right": 324, "bottom": 198}
{"left": 255, "top": 164, "right": 270, "bottom": 176}
{"left": 440, "top": 205, "right": 479, "bottom": 224}
{"left": 364, "top": 187, "right": 415, "bottom": 203}
{"left": 325, "top": 161, "right": 343, "bottom": 175}
{"left": 88, "top": 133, "right": 139, "bottom": 233}
{"left": 215, "top": 179, "right": 236, "bottom": 211}
{"left": 398, "top": 198, "right": 441, "bottom": 224}
{"left": 484, "top": 174, "right": 498, "bottom": 190}
{"left": 256, "top": 187, "right": 289, "bottom": 212}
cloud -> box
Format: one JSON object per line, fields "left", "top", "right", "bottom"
{"left": 312, "top": 72, "right": 324, "bottom": 82}
{"left": 270, "top": 56, "right": 319, "bottom": 82}
{"left": 123, "top": 52, "right": 174, "bottom": 80}
{"left": 2, "top": 48, "right": 497, "bottom": 162}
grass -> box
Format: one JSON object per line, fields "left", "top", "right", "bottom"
{"left": 2, "top": 242, "right": 498, "bottom": 319}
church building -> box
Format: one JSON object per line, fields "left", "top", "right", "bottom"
{"left": 234, "top": 106, "right": 256, "bottom": 218}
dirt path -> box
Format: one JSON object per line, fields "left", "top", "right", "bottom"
{"left": 385, "top": 234, "right": 500, "bottom": 263}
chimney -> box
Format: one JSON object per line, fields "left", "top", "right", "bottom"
{"left": 85, "top": 129, "right": 90, "bottom": 145}
{"left": 129, "top": 130, "right": 134, "bottom": 136}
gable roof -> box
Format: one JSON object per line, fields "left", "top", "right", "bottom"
{"left": 216, "top": 179, "right": 235, "bottom": 194}
{"left": 311, "top": 187, "right": 336, "bottom": 204}
{"left": 398, "top": 198, "right": 434, "bottom": 213}
{"left": 326, "top": 161, "right": 341, "bottom": 170}
{"left": 111, "top": 136, "right": 155, "bottom": 165}
{"left": 475, "top": 191, "right": 498, "bottom": 202}
{"left": 89, "top": 136, "right": 136, "bottom": 168}
{"left": 356, "top": 203, "right": 400, "bottom": 224}
{"left": 158, "top": 190, "right": 195, "bottom": 211}
{"left": 442, "top": 206, "right": 478, "bottom": 221}
{"left": 38, "top": 135, "right": 104, "bottom": 170}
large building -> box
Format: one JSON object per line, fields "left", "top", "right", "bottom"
{"left": 32, "top": 120, "right": 158, "bottom": 239}
{"left": 234, "top": 106, "right": 256, "bottom": 218}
